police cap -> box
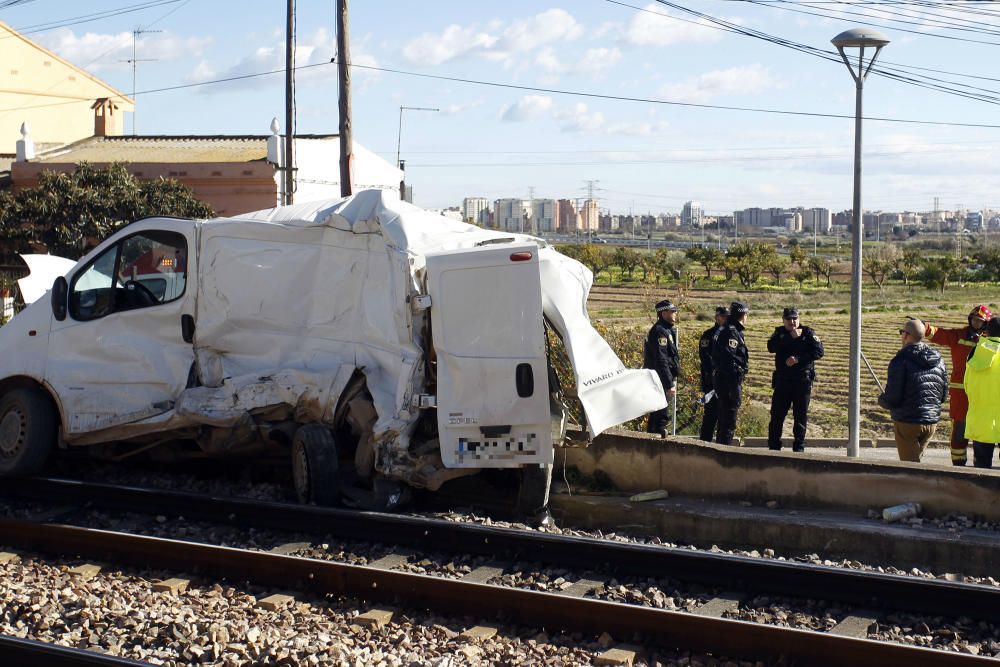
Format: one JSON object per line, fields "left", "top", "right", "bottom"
{"left": 715, "top": 306, "right": 730, "bottom": 316}
{"left": 782, "top": 307, "right": 800, "bottom": 320}
{"left": 655, "top": 299, "right": 678, "bottom": 313}
{"left": 730, "top": 301, "right": 749, "bottom": 316}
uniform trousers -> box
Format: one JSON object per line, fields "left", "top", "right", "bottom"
{"left": 647, "top": 401, "right": 671, "bottom": 436}
{"left": 715, "top": 380, "right": 742, "bottom": 446}
{"left": 972, "top": 441, "right": 996, "bottom": 469}
{"left": 768, "top": 381, "right": 811, "bottom": 451}
{"left": 699, "top": 394, "right": 719, "bottom": 442}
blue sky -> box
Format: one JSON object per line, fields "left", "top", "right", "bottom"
{"left": 5, "top": 0, "right": 1000, "bottom": 215}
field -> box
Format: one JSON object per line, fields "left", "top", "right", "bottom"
{"left": 584, "top": 281, "right": 1000, "bottom": 441}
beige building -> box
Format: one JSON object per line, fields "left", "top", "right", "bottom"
{"left": 0, "top": 20, "right": 133, "bottom": 156}
{"left": 580, "top": 199, "right": 599, "bottom": 232}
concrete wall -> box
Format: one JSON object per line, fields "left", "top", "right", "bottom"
{"left": 561, "top": 430, "right": 1000, "bottom": 521}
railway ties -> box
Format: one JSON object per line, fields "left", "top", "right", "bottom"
{"left": 1, "top": 479, "right": 999, "bottom": 665}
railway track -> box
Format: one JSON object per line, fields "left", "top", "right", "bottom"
{"left": 0, "top": 477, "right": 997, "bottom": 665}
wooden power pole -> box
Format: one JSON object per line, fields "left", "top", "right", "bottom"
{"left": 336, "top": 0, "right": 353, "bottom": 197}
{"left": 284, "top": 0, "right": 295, "bottom": 205}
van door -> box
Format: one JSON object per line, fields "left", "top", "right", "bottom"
{"left": 45, "top": 219, "right": 197, "bottom": 437}
{"left": 425, "top": 243, "right": 552, "bottom": 468}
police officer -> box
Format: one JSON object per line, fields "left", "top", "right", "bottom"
{"left": 766, "top": 307, "right": 824, "bottom": 452}
{"left": 712, "top": 301, "right": 749, "bottom": 445}
{"left": 699, "top": 306, "right": 729, "bottom": 442}
{"left": 644, "top": 299, "right": 680, "bottom": 437}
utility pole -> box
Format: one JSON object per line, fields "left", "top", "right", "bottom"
{"left": 120, "top": 27, "right": 160, "bottom": 135}
{"left": 284, "top": 0, "right": 296, "bottom": 205}
{"left": 336, "top": 0, "right": 353, "bottom": 197}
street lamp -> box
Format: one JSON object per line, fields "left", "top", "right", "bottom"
{"left": 831, "top": 27, "right": 890, "bottom": 458}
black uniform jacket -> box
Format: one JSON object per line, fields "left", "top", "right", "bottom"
{"left": 712, "top": 321, "right": 748, "bottom": 384}
{"left": 699, "top": 325, "right": 723, "bottom": 392}
{"left": 644, "top": 319, "right": 680, "bottom": 391}
{"left": 766, "top": 325, "right": 825, "bottom": 386}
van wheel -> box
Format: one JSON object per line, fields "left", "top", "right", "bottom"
{"left": 0, "top": 388, "right": 56, "bottom": 476}
{"left": 291, "top": 424, "right": 340, "bottom": 505}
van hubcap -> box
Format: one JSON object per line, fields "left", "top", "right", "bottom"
{"left": 0, "top": 409, "right": 26, "bottom": 458}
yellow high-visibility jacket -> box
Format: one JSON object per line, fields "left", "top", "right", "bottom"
{"left": 964, "top": 336, "right": 1000, "bottom": 444}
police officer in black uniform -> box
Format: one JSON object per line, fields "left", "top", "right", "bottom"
{"left": 698, "top": 306, "right": 729, "bottom": 442}
{"left": 643, "top": 299, "right": 680, "bottom": 437}
{"left": 767, "top": 307, "right": 824, "bottom": 452}
{"left": 712, "top": 301, "right": 749, "bottom": 445}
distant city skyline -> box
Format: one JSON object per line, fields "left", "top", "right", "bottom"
{"left": 2, "top": 2, "right": 998, "bottom": 213}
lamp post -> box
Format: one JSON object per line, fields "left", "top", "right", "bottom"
{"left": 832, "top": 27, "right": 890, "bottom": 458}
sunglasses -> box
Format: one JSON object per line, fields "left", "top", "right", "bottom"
{"left": 898, "top": 329, "right": 909, "bottom": 335}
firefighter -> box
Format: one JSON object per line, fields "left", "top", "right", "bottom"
{"left": 766, "top": 307, "right": 824, "bottom": 452}
{"left": 699, "top": 306, "right": 729, "bottom": 442}
{"left": 925, "top": 304, "right": 992, "bottom": 465}
{"left": 643, "top": 299, "right": 680, "bottom": 438}
{"left": 712, "top": 301, "right": 749, "bottom": 446}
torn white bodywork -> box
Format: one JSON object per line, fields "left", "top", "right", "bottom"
{"left": 0, "top": 190, "right": 665, "bottom": 483}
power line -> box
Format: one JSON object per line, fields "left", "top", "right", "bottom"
{"left": 2, "top": 1, "right": 183, "bottom": 38}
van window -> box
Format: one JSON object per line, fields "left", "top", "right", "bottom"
{"left": 70, "top": 230, "right": 187, "bottom": 321}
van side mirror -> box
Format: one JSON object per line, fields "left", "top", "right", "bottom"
{"left": 51, "top": 277, "right": 67, "bottom": 321}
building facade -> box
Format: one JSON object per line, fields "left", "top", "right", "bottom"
{"left": 557, "top": 199, "right": 577, "bottom": 232}
{"left": 682, "top": 201, "right": 703, "bottom": 228}
{"left": 462, "top": 197, "right": 490, "bottom": 225}
{"left": 801, "top": 208, "right": 832, "bottom": 234}
{"left": 580, "top": 199, "right": 600, "bottom": 232}
{"left": 531, "top": 198, "right": 557, "bottom": 233}
{"left": 494, "top": 198, "right": 530, "bottom": 232}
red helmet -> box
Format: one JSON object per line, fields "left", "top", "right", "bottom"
{"left": 969, "top": 304, "right": 993, "bottom": 322}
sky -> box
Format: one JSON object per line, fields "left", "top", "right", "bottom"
{"left": 3, "top": 0, "right": 1000, "bottom": 215}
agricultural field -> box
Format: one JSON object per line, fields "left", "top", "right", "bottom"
{"left": 583, "top": 281, "right": 1000, "bottom": 442}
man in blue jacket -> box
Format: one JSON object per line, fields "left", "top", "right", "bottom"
{"left": 878, "top": 318, "right": 948, "bottom": 462}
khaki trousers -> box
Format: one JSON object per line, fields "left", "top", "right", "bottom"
{"left": 893, "top": 422, "right": 936, "bottom": 462}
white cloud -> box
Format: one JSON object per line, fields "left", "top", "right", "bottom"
{"left": 35, "top": 28, "right": 211, "bottom": 72}
{"left": 500, "top": 95, "right": 553, "bottom": 122}
{"left": 535, "top": 46, "right": 622, "bottom": 78}
{"left": 499, "top": 9, "right": 582, "bottom": 53}
{"left": 401, "top": 24, "right": 498, "bottom": 66}
{"left": 623, "top": 3, "right": 723, "bottom": 46}
{"left": 189, "top": 29, "right": 378, "bottom": 93}
{"left": 555, "top": 102, "right": 605, "bottom": 133}
{"left": 440, "top": 100, "right": 484, "bottom": 115}
{"left": 402, "top": 9, "right": 583, "bottom": 67}
{"left": 658, "top": 64, "right": 782, "bottom": 103}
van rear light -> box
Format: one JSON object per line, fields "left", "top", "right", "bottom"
{"left": 510, "top": 251, "right": 533, "bottom": 262}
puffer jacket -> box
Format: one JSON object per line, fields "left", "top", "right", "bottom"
{"left": 878, "top": 342, "right": 947, "bottom": 424}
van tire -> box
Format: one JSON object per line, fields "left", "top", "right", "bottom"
{"left": 291, "top": 424, "right": 340, "bottom": 506}
{"left": 0, "top": 388, "right": 56, "bottom": 476}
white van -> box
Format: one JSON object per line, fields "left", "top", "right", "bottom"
{"left": 0, "top": 191, "right": 665, "bottom": 514}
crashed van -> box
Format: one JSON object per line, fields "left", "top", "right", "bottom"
{"left": 0, "top": 190, "right": 665, "bottom": 513}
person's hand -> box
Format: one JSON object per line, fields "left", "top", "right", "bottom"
{"left": 786, "top": 356, "right": 798, "bottom": 367}
{"left": 789, "top": 327, "right": 802, "bottom": 339}
{"left": 668, "top": 386, "right": 677, "bottom": 396}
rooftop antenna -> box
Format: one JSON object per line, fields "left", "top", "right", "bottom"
{"left": 120, "top": 27, "right": 161, "bottom": 135}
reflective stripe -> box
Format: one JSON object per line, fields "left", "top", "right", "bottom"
{"left": 958, "top": 339, "right": 977, "bottom": 347}
{"left": 948, "top": 382, "right": 966, "bottom": 390}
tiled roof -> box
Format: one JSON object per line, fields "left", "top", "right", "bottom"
{"left": 32, "top": 135, "right": 336, "bottom": 164}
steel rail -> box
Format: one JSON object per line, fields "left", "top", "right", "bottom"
{"left": 4, "top": 477, "right": 1000, "bottom": 625}
{"left": 0, "top": 635, "right": 149, "bottom": 666}
{"left": 0, "top": 518, "right": 994, "bottom": 667}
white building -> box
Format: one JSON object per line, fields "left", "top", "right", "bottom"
{"left": 462, "top": 197, "right": 490, "bottom": 225}
{"left": 801, "top": 208, "right": 832, "bottom": 234}
{"left": 682, "top": 201, "right": 703, "bottom": 228}
{"left": 494, "top": 198, "right": 530, "bottom": 232}
{"left": 531, "top": 199, "right": 557, "bottom": 233}
{"left": 580, "top": 199, "right": 600, "bottom": 232}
